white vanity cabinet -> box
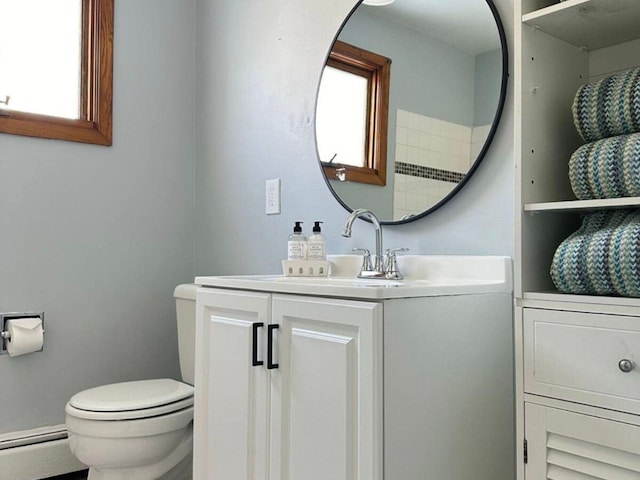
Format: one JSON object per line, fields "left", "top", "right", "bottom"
{"left": 515, "top": 1, "right": 640, "bottom": 478}
{"left": 193, "top": 287, "right": 383, "bottom": 480}
{"left": 193, "top": 266, "right": 513, "bottom": 480}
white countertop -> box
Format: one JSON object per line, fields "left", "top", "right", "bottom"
{"left": 195, "top": 255, "right": 512, "bottom": 300}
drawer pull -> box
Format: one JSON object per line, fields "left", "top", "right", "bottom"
{"left": 618, "top": 359, "right": 636, "bottom": 373}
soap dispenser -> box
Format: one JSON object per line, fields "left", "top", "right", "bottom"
{"left": 307, "top": 221, "right": 326, "bottom": 260}
{"left": 287, "top": 221, "right": 307, "bottom": 260}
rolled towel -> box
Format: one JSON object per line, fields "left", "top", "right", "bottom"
{"left": 569, "top": 132, "right": 640, "bottom": 200}
{"left": 551, "top": 210, "right": 640, "bottom": 297}
{"left": 573, "top": 67, "right": 640, "bottom": 142}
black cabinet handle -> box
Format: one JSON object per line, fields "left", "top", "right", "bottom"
{"left": 252, "top": 322, "right": 263, "bottom": 367}
{"left": 267, "top": 324, "right": 279, "bottom": 369}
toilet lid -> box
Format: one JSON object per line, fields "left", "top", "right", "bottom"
{"left": 69, "top": 379, "right": 194, "bottom": 413}
{"left": 66, "top": 395, "right": 194, "bottom": 421}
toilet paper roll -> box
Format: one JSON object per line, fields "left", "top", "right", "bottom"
{"left": 6, "top": 318, "right": 44, "bottom": 357}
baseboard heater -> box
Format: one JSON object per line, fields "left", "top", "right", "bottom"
{"left": 0, "top": 425, "right": 67, "bottom": 450}
{"left": 0, "top": 426, "right": 86, "bottom": 480}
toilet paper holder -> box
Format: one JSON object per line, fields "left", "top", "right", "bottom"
{"left": 0, "top": 312, "right": 45, "bottom": 355}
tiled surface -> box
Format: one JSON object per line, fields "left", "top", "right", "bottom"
{"left": 394, "top": 173, "right": 456, "bottom": 217}
{"left": 393, "top": 108, "right": 490, "bottom": 220}
{"left": 470, "top": 124, "right": 492, "bottom": 161}
{"left": 395, "top": 109, "right": 472, "bottom": 173}
{"left": 395, "top": 162, "right": 465, "bottom": 183}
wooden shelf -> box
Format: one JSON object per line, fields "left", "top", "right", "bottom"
{"left": 525, "top": 197, "right": 640, "bottom": 213}
{"left": 522, "top": 0, "right": 640, "bottom": 50}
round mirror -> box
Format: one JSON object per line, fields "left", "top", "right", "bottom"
{"left": 315, "top": 0, "right": 508, "bottom": 224}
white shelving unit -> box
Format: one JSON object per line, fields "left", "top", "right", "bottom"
{"left": 516, "top": 0, "right": 640, "bottom": 297}
{"left": 515, "top": 1, "right": 640, "bottom": 478}
{"left": 525, "top": 196, "right": 640, "bottom": 213}
{"left": 522, "top": 0, "right": 640, "bottom": 50}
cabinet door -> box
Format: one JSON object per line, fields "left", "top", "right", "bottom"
{"left": 193, "top": 288, "right": 271, "bottom": 480}
{"left": 270, "top": 294, "right": 383, "bottom": 480}
{"left": 525, "top": 403, "right": 640, "bottom": 479}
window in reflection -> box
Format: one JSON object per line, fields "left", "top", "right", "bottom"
{"left": 317, "top": 66, "right": 368, "bottom": 168}
{"left": 318, "top": 41, "right": 391, "bottom": 186}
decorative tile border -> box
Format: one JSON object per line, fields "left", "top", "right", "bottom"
{"left": 395, "top": 162, "right": 465, "bottom": 183}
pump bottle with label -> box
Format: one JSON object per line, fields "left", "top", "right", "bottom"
{"left": 307, "top": 221, "right": 326, "bottom": 260}
{"left": 287, "top": 221, "right": 307, "bottom": 260}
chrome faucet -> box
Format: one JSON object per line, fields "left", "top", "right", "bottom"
{"left": 342, "top": 209, "right": 386, "bottom": 278}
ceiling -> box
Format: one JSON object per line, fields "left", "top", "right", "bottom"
{"left": 363, "top": 0, "right": 502, "bottom": 55}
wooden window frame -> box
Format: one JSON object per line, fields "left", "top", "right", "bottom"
{"left": 321, "top": 40, "right": 390, "bottom": 186}
{"left": 0, "top": 0, "right": 114, "bottom": 146}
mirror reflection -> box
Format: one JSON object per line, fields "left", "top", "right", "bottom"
{"left": 316, "top": 0, "right": 506, "bottom": 223}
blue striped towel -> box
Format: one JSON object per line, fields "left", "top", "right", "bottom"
{"left": 551, "top": 210, "right": 640, "bottom": 297}
{"left": 569, "top": 132, "right": 640, "bottom": 200}
{"left": 573, "top": 67, "right": 640, "bottom": 142}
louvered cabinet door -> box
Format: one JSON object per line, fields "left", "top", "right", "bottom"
{"left": 525, "top": 403, "right": 640, "bottom": 479}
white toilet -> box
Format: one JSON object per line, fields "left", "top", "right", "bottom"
{"left": 65, "top": 284, "right": 197, "bottom": 480}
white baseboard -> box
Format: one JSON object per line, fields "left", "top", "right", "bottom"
{"left": 0, "top": 426, "right": 86, "bottom": 480}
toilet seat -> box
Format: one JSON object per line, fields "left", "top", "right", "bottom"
{"left": 66, "top": 378, "right": 194, "bottom": 421}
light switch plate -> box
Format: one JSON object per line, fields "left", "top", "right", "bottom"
{"left": 265, "top": 178, "right": 281, "bottom": 214}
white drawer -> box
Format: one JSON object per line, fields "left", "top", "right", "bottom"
{"left": 524, "top": 308, "right": 640, "bottom": 414}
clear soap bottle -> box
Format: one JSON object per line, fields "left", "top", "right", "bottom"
{"left": 287, "top": 221, "right": 307, "bottom": 260}
{"left": 307, "top": 221, "right": 326, "bottom": 260}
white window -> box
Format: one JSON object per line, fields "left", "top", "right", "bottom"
{"left": 0, "top": 0, "right": 82, "bottom": 118}
{"left": 0, "top": 0, "right": 114, "bottom": 145}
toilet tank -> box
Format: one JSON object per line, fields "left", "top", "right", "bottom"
{"left": 173, "top": 284, "right": 197, "bottom": 385}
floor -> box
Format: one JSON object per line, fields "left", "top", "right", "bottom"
{"left": 48, "top": 471, "right": 88, "bottom": 480}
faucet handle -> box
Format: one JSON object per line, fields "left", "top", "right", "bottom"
{"left": 352, "top": 248, "right": 373, "bottom": 272}
{"left": 386, "top": 247, "right": 409, "bottom": 259}
{"left": 385, "top": 248, "right": 409, "bottom": 279}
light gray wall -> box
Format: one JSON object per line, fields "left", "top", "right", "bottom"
{"left": 195, "top": 0, "right": 514, "bottom": 277}
{"left": 475, "top": 49, "right": 504, "bottom": 126}
{"left": 0, "top": 0, "right": 196, "bottom": 434}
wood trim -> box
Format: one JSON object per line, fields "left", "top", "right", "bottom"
{"left": 0, "top": 0, "right": 113, "bottom": 145}
{"left": 322, "top": 164, "right": 385, "bottom": 186}
{"left": 90, "top": 0, "right": 114, "bottom": 145}
{"left": 321, "top": 40, "right": 390, "bottom": 186}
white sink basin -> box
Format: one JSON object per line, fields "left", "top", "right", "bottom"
{"left": 195, "top": 255, "right": 512, "bottom": 299}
